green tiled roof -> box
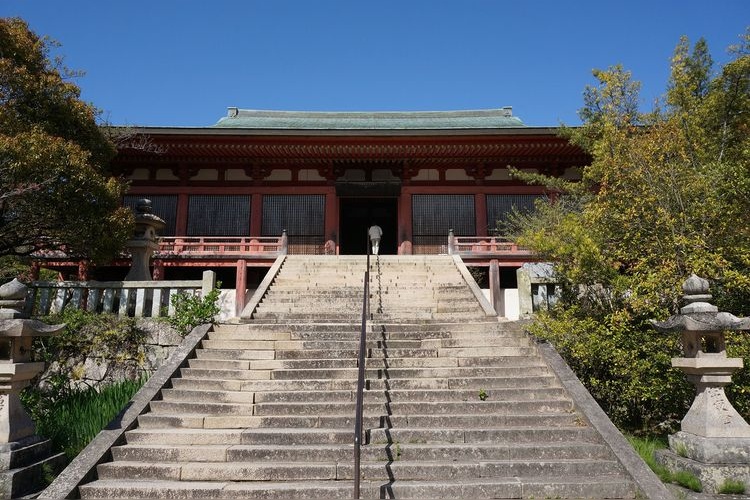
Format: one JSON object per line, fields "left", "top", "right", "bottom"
{"left": 213, "top": 107, "right": 525, "bottom": 130}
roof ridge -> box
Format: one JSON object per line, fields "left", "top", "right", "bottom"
{"left": 214, "top": 107, "right": 526, "bottom": 130}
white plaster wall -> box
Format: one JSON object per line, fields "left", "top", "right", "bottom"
{"left": 226, "top": 169, "right": 253, "bottom": 181}
{"left": 445, "top": 169, "right": 470, "bottom": 181}
{"left": 128, "top": 168, "right": 151, "bottom": 180}
{"left": 298, "top": 169, "right": 326, "bottom": 181}
{"left": 216, "top": 290, "right": 236, "bottom": 322}
{"left": 190, "top": 169, "right": 219, "bottom": 181}
{"left": 412, "top": 169, "right": 439, "bottom": 181}
{"left": 155, "top": 168, "right": 179, "bottom": 181}
{"left": 503, "top": 288, "right": 519, "bottom": 320}
{"left": 266, "top": 169, "right": 292, "bottom": 181}
{"left": 480, "top": 288, "right": 519, "bottom": 320}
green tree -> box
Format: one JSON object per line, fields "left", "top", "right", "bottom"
{"left": 0, "top": 17, "right": 132, "bottom": 264}
{"left": 510, "top": 30, "right": 750, "bottom": 434}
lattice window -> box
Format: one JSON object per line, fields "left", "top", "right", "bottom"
{"left": 262, "top": 195, "right": 326, "bottom": 254}
{"left": 123, "top": 195, "right": 178, "bottom": 236}
{"left": 186, "top": 195, "right": 251, "bottom": 236}
{"left": 412, "top": 194, "right": 475, "bottom": 254}
{"left": 487, "top": 194, "right": 546, "bottom": 235}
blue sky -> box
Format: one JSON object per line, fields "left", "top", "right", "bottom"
{"left": 2, "top": 1, "right": 748, "bottom": 127}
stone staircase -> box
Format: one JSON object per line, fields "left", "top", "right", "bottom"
{"left": 77, "top": 255, "right": 640, "bottom": 498}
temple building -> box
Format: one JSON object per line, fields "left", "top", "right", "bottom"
{"left": 39, "top": 107, "right": 589, "bottom": 316}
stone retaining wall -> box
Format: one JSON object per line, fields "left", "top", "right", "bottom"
{"left": 39, "top": 319, "right": 184, "bottom": 391}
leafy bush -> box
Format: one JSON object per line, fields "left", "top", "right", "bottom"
{"left": 168, "top": 286, "right": 221, "bottom": 336}
{"left": 511, "top": 33, "right": 750, "bottom": 436}
{"left": 530, "top": 310, "right": 698, "bottom": 434}
{"left": 21, "top": 377, "right": 146, "bottom": 460}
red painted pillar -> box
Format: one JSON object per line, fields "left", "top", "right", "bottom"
{"left": 324, "top": 190, "right": 338, "bottom": 252}
{"left": 250, "top": 194, "right": 263, "bottom": 235}
{"left": 475, "top": 193, "right": 487, "bottom": 236}
{"left": 235, "top": 259, "right": 247, "bottom": 316}
{"left": 152, "top": 261, "right": 165, "bottom": 281}
{"left": 30, "top": 262, "right": 40, "bottom": 280}
{"left": 398, "top": 190, "right": 412, "bottom": 254}
{"left": 175, "top": 193, "right": 189, "bottom": 235}
{"left": 77, "top": 260, "right": 91, "bottom": 281}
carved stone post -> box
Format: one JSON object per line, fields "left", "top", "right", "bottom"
{"left": 652, "top": 274, "right": 750, "bottom": 493}
{"left": 125, "top": 199, "right": 166, "bottom": 282}
{"left": 0, "top": 280, "right": 66, "bottom": 497}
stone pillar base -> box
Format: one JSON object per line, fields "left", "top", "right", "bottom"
{"left": 669, "top": 431, "right": 750, "bottom": 464}
{"left": 0, "top": 436, "right": 67, "bottom": 498}
{"left": 656, "top": 448, "right": 750, "bottom": 494}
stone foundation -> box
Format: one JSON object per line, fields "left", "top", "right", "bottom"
{"left": 656, "top": 448, "right": 750, "bottom": 494}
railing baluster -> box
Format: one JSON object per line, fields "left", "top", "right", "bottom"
{"left": 102, "top": 288, "right": 115, "bottom": 313}
{"left": 134, "top": 288, "right": 146, "bottom": 317}
{"left": 88, "top": 288, "right": 101, "bottom": 312}
{"left": 118, "top": 289, "right": 130, "bottom": 316}
{"left": 39, "top": 288, "right": 51, "bottom": 316}
{"left": 151, "top": 288, "right": 163, "bottom": 317}
{"left": 52, "top": 288, "right": 66, "bottom": 314}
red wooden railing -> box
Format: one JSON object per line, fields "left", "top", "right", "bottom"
{"left": 156, "top": 232, "right": 287, "bottom": 257}
{"left": 447, "top": 230, "right": 532, "bottom": 258}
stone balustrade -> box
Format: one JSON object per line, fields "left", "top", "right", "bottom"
{"left": 23, "top": 271, "right": 216, "bottom": 318}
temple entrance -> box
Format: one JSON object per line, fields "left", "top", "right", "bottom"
{"left": 339, "top": 198, "right": 398, "bottom": 255}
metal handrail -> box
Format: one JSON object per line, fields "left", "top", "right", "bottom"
{"left": 353, "top": 232, "right": 370, "bottom": 499}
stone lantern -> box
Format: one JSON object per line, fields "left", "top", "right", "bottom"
{"left": 0, "top": 279, "right": 65, "bottom": 497}
{"left": 125, "top": 198, "right": 166, "bottom": 281}
{"left": 652, "top": 274, "right": 750, "bottom": 493}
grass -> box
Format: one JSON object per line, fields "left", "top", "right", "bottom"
{"left": 718, "top": 479, "right": 746, "bottom": 494}
{"left": 626, "top": 435, "right": 702, "bottom": 493}
{"left": 23, "top": 377, "right": 147, "bottom": 460}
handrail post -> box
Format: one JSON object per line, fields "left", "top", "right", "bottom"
{"left": 447, "top": 228, "right": 455, "bottom": 255}
{"left": 354, "top": 229, "right": 371, "bottom": 499}
{"left": 280, "top": 230, "right": 288, "bottom": 255}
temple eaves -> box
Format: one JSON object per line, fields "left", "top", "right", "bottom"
{"left": 213, "top": 107, "right": 525, "bottom": 130}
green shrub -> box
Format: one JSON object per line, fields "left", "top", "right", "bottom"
{"left": 168, "top": 287, "right": 221, "bottom": 336}
{"left": 529, "top": 310, "right": 699, "bottom": 434}
{"left": 21, "top": 377, "right": 146, "bottom": 460}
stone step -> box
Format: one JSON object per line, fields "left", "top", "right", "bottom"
{"left": 367, "top": 426, "right": 597, "bottom": 445}
{"left": 374, "top": 477, "right": 636, "bottom": 499}
{"left": 79, "top": 476, "right": 636, "bottom": 499}
{"left": 252, "top": 400, "right": 572, "bottom": 417}
{"left": 286, "top": 329, "right": 525, "bottom": 340}
{"left": 187, "top": 356, "right": 549, "bottom": 370}
{"left": 112, "top": 441, "right": 614, "bottom": 464}
{"left": 136, "top": 413, "right": 384, "bottom": 430}
{"left": 125, "top": 428, "right": 354, "bottom": 446}
{"left": 205, "top": 330, "right": 292, "bottom": 341}
{"left": 265, "top": 365, "right": 551, "bottom": 380}
{"left": 252, "top": 311, "right": 487, "bottom": 321}
{"left": 137, "top": 412, "right": 581, "bottom": 431}
{"left": 95, "top": 457, "right": 624, "bottom": 482}
{"left": 159, "top": 387, "right": 567, "bottom": 404}
{"left": 149, "top": 401, "right": 255, "bottom": 415}
{"left": 170, "top": 374, "right": 554, "bottom": 392}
